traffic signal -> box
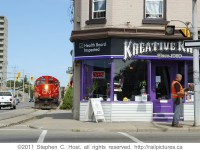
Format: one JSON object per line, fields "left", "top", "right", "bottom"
{"left": 180, "top": 28, "right": 191, "bottom": 38}
{"left": 165, "top": 25, "right": 191, "bottom": 38}
{"left": 16, "top": 76, "right": 19, "bottom": 81}
{"left": 165, "top": 25, "right": 175, "bottom": 35}
{"left": 17, "top": 72, "right": 21, "bottom": 78}
{"left": 30, "top": 76, "right": 34, "bottom": 81}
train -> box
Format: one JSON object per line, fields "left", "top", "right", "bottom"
{"left": 34, "top": 76, "right": 60, "bottom": 109}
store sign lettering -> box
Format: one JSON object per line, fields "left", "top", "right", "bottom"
{"left": 157, "top": 53, "right": 183, "bottom": 58}
{"left": 123, "top": 40, "right": 193, "bottom": 60}
{"left": 79, "top": 42, "right": 107, "bottom": 53}
{"left": 92, "top": 71, "right": 105, "bottom": 79}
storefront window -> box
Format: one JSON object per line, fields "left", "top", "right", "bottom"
{"left": 83, "top": 59, "right": 111, "bottom": 100}
{"left": 187, "top": 61, "right": 200, "bottom": 84}
{"left": 114, "top": 59, "right": 148, "bottom": 100}
{"left": 178, "top": 61, "right": 185, "bottom": 86}
{"left": 188, "top": 62, "right": 193, "bottom": 83}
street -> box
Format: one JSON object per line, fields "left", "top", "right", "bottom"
{"left": 0, "top": 104, "right": 200, "bottom": 143}
{"left": 0, "top": 101, "right": 34, "bottom": 112}
{"left": 0, "top": 127, "right": 200, "bottom": 143}
{"left": 0, "top": 101, "right": 34, "bottom": 121}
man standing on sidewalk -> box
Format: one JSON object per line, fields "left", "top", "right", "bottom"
{"left": 171, "top": 74, "right": 188, "bottom": 128}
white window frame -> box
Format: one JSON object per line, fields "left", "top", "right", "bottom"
{"left": 145, "top": 0, "right": 164, "bottom": 19}
{"left": 93, "top": 0, "right": 106, "bottom": 19}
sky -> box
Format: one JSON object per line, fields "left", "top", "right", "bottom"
{"left": 0, "top": 0, "right": 73, "bottom": 86}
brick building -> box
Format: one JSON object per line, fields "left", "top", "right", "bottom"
{"left": 70, "top": 0, "right": 200, "bottom": 122}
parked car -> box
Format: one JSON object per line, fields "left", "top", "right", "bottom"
{"left": 29, "top": 98, "right": 34, "bottom": 102}
{"left": 0, "top": 91, "right": 16, "bottom": 109}
{"left": 15, "top": 98, "right": 20, "bottom": 105}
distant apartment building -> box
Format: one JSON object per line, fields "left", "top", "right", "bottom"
{"left": 0, "top": 16, "right": 8, "bottom": 90}
{"left": 70, "top": 0, "right": 200, "bottom": 121}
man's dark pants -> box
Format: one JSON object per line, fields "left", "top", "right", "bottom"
{"left": 172, "top": 98, "right": 183, "bottom": 125}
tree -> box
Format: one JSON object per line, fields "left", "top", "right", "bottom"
{"left": 69, "top": 0, "right": 74, "bottom": 23}
{"left": 60, "top": 87, "right": 73, "bottom": 110}
{"left": 6, "top": 79, "right": 34, "bottom": 98}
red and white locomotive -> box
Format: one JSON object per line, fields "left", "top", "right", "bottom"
{"left": 34, "top": 76, "right": 60, "bottom": 109}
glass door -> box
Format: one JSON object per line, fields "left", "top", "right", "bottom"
{"left": 151, "top": 62, "right": 177, "bottom": 121}
{"left": 155, "top": 66, "right": 171, "bottom": 100}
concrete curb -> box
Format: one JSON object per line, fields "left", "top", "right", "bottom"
{"left": 152, "top": 122, "right": 200, "bottom": 132}
{"left": 26, "top": 119, "right": 200, "bottom": 132}
{"left": 152, "top": 122, "right": 168, "bottom": 132}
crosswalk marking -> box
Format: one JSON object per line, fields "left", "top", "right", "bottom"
{"left": 37, "top": 130, "right": 47, "bottom": 143}
{"left": 118, "top": 132, "right": 144, "bottom": 143}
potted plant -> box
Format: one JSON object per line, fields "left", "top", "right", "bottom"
{"left": 85, "top": 80, "right": 98, "bottom": 100}
{"left": 139, "top": 80, "right": 146, "bottom": 94}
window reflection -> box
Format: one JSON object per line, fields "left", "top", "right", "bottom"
{"left": 36, "top": 77, "right": 46, "bottom": 86}
{"left": 145, "top": 0, "right": 164, "bottom": 19}
{"left": 188, "top": 62, "right": 193, "bottom": 83}
{"left": 83, "top": 59, "right": 111, "bottom": 100}
{"left": 93, "top": 0, "right": 106, "bottom": 19}
{"left": 114, "top": 59, "right": 148, "bottom": 100}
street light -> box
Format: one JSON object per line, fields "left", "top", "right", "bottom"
{"left": 165, "top": 2, "right": 200, "bottom": 126}
{"left": 192, "top": 0, "right": 200, "bottom": 127}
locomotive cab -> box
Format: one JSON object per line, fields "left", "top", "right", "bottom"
{"left": 34, "top": 76, "right": 60, "bottom": 109}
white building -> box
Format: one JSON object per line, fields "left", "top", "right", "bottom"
{"left": 0, "top": 16, "right": 8, "bottom": 90}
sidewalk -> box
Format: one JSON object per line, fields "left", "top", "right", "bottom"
{"left": 1, "top": 109, "right": 200, "bottom": 132}
{"left": 26, "top": 110, "right": 200, "bottom": 132}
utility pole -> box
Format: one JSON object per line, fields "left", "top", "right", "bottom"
{"left": 29, "top": 75, "right": 30, "bottom": 99}
{"left": 22, "top": 70, "right": 25, "bottom": 102}
{"left": 13, "top": 67, "right": 16, "bottom": 96}
{"left": 192, "top": 0, "right": 200, "bottom": 126}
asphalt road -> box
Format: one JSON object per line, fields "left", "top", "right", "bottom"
{"left": 0, "top": 101, "right": 34, "bottom": 121}
{"left": 0, "top": 101, "right": 34, "bottom": 112}
{"left": 0, "top": 126, "right": 200, "bottom": 143}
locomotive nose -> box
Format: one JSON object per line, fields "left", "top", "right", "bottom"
{"left": 44, "top": 84, "right": 49, "bottom": 90}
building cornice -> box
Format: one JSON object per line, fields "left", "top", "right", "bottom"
{"left": 70, "top": 28, "right": 200, "bottom": 42}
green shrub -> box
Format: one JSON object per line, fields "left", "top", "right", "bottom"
{"left": 60, "top": 87, "right": 73, "bottom": 110}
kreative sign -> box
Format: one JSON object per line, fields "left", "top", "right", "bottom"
{"left": 123, "top": 40, "right": 193, "bottom": 60}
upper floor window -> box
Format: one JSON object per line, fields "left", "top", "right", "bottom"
{"left": 93, "top": 0, "right": 106, "bottom": 19}
{"left": 143, "top": 0, "right": 168, "bottom": 25}
{"left": 86, "top": 0, "right": 107, "bottom": 25}
{"left": 145, "top": 0, "right": 163, "bottom": 19}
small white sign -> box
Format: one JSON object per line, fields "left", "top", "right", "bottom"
{"left": 91, "top": 98, "right": 104, "bottom": 116}
{"left": 156, "top": 76, "right": 161, "bottom": 83}
{"left": 184, "top": 40, "right": 200, "bottom": 48}
{"left": 87, "top": 98, "right": 106, "bottom": 123}
{"left": 141, "top": 94, "right": 147, "bottom": 102}
{"left": 135, "top": 96, "right": 141, "bottom": 102}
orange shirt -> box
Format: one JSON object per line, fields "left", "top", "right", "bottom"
{"left": 171, "top": 80, "right": 184, "bottom": 99}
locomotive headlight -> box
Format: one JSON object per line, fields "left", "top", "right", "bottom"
{"left": 45, "top": 84, "right": 49, "bottom": 90}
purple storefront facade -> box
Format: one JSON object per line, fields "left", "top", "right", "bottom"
{"left": 75, "top": 38, "right": 195, "bottom": 122}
